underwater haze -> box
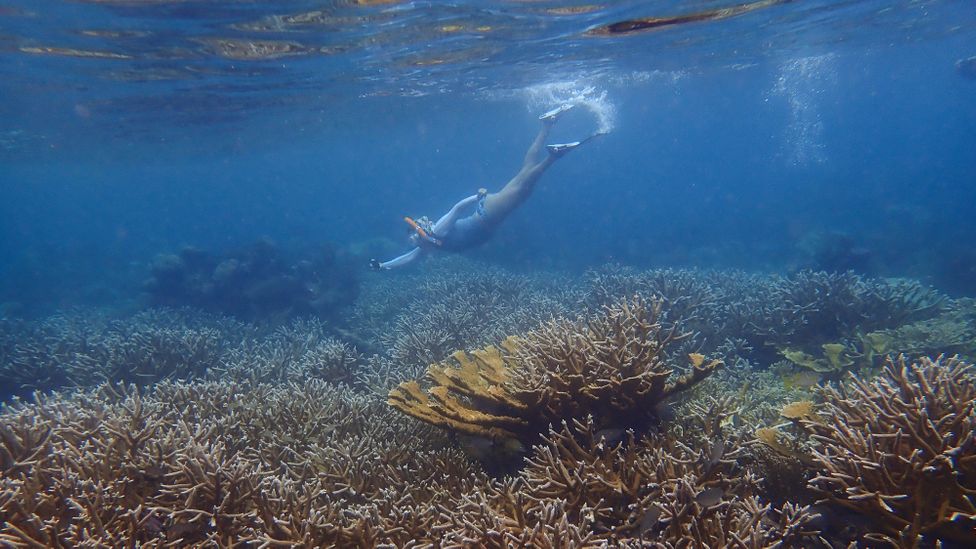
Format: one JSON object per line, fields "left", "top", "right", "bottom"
{"left": 1, "top": 0, "right": 975, "bottom": 312}
{"left": 2, "top": 1, "right": 976, "bottom": 547}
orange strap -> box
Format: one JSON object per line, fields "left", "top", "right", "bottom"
{"left": 404, "top": 217, "right": 441, "bottom": 246}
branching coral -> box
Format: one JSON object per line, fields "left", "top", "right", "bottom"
{"left": 583, "top": 265, "right": 717, "bottom": 319}
{"left": 372, "top": 262, "right": 581, "bottom": 377}
{"left": 864, "top": 297, "right": 976, "bottom": 361}
{"left": 3, "top": 263, "right": 969, "bottom": 547}
{"left": 0, "top": 380, "right": 484, "bottom": 547}
{"left": 765, "top": 272, "right": 946, "bottom": 348}
{"left": 0, "top": 310, "right": 369, "bottom": 398}
{"left": 214, "top": 317, "right": 363, "bottom": 385}
{"left": 441, "top": 416, "right": 822, "bottom": 547}
{"left": 389, "top": 296, "right": 722, "bottom": 447}
{"left": 0, "top": 308, "right": 248, "bottom": 395}
{"left": 805, "top": 355, "right": 976, "bottom": 546}
{"left": 4, "top": 378, "right": 821, "bottom": 547}
{"left": 581, "top": 267, "right": 947, "bottom": 371}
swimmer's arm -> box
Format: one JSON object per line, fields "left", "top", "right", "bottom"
{"left": 378, "top": 247, "right": 423, "bottom": 270}
{"left": 433, "top": 194, "right": 480, "bottom": 234}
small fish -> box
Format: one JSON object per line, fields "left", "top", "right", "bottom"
{"left": 459, "top": 435, "right": 524, "bottom": 460}
{"left": 653, "top": 401, "right": 675, "bottom": 422}
{"left": 709, "top": 437, "right": 725, "bottom": 467}
{"left": 695, "top": 487, "right": 725, "bottom": 508}
{"left": 458, "top": 435, "right": 493, "bottom": 460}
{"left": 637, "top": 506, "right": 662, "bottom": 536}
{"left": 783, "top": 370, "right": 821, "bottom": 389}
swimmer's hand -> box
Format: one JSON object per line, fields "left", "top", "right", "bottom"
{"left": 369, "top": 258, "right": 382, "bottom": 271}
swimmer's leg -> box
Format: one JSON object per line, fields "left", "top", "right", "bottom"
{"left": 483, "top": 127, "right": 601, "bottom": 221}
{"left": 477, "top": 107, "right": 595, "bottom": 224}
{"left": 521, "top": 103, "right": 574, "bottom": 168}
{"left": 521, "top": 119, "right": 553, "bottom": 168}
{"left": 480, "top": 151, "right": 559, "bottom": 222}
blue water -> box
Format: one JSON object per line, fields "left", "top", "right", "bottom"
{"left": 2, "top": 0, "right": 976, "bottom": 313}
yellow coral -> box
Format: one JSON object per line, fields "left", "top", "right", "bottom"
{"left": 780, "top": 400, "right": 823, "bottom": 424}
{"left": 389, "top": 297, "right": 722, "bottom": 446}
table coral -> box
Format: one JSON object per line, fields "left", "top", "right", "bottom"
{"left": 389, "top": 296, "right": 722, "bottom": 447}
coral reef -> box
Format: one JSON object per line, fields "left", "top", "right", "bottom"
{"left": 379, "top": 260, "right": 580, "bottom": 369}
{"left": 863, "top": 297, "right": 976, "bottom": 361}
{"left": 582, "top": 265, "right": 947, "bottom": 370}
{"left": 0, "top": 309, "right": 249, "bottom": 396}
{"left": 0, "top": 380, "right": 481, "bottom": 547}
{"left": 213, "top": 317, "right": 364, "bottom": 386}
{"left": 389, "top": 296, "right": 722, "bottom": 449}
{"left": 0, "top": 310, "right": 366, "bottom": 398}
{"left": 6, "top": 263, "right": 955, "bottom": 401}
{"left": 144, "top": 239, "right": 359, "bottom": 320}
{"left": 804, "top": 356, "right": 976, "bottom": 546}
{"left": 444, "top": 415, "right": 821, "bottom": 547}
{"left": 0, "top": 380, "right": 823, "bottom": 547}
{"left": 3, "top": 262, "right": 974, "bottom": 546}
{"left": 353, "top": 258, "right": 581, "bottom": 394}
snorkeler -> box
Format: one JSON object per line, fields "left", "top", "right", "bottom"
{"left": 370, "top": 105, "right": 604, "bottom": 270}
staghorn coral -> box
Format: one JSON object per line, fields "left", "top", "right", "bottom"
{"left": 441, "top": 415, "right": 822, "bottom": 547}
{"left": 0, "top": 379, "right": 485, "bottom": 547}
{"left": 0, "top": 377, "right": 822, "bottom": 547}
{"left": 213, "top": 317, "right": 364, "bottom": 386}
{"left": 83, "top": 317, "right": 229, "bottom": 387}
{"left": 762, "top": 272, "right": 945, "bottom": 350}
{"left": 355, "top": 353, "right": 429, "bottom": 397}
{"left": 3, "top": 263, "right": 970, "bottom": 546}
{"left": 373, "top": 260, "right": 582, "bottom": 375}
{"left": 0, "top": 309, "right": 110, "bottom": 393}
{"left": 804, "top": 355, "right": 976, "bottom": 546}
{"left": 0, "top": 308, "right": 371, "bottom": 397}
{"left": 357, "top": 263, "right": 954, "bottom": 405}
{"left": 389, "top": 296, "right": 722, "bottom": 448}
{"left": 863, "top": 297, "right": 976, "bottom": 361}
{"left": 860, "top": 277, "right": 947, "bottom": 327}
{"left": 582, "top": 265, "right": 725, "bottom": 359}
{"left": 384, "top": 302, "right": 479, "bottom": 371}
{"left": 0, "top": 308, "right": 249, "bottom": 396}
{"left": 583, "top": 265, "right": 717, "bottom": 318}
{"left": 581, "top": 267, "right": 947, "bottom": 370}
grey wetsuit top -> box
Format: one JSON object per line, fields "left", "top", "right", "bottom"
{"left": 439, "top": 214, "right": 494, "bottom": 252}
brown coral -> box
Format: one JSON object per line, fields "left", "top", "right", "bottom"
{"left": 1, "top": 377, "right": 823, "bottom": 547}
{"left": 805, "top": 355, "right": 976, "bottom": 546}
{"left": 0, "top": 380, "right": 483, "bottom": 547}
{"left": 442, "top": 415, "right": 822, "bottom": 546}
{"left": 389, "top": 296, "right": 722, "bottom": 446}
